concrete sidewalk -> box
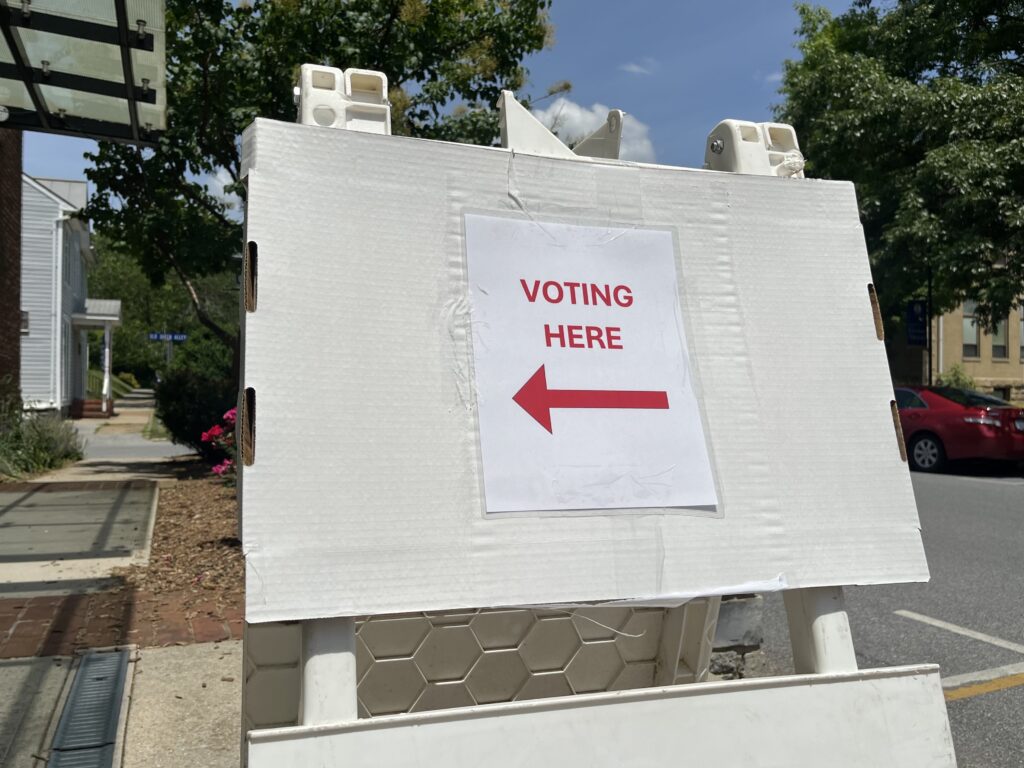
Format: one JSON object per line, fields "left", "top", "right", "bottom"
{"left": 122, "top": 642, "right": 242, "bottom": 768}
{"left": 0, "top": 399, "right": 241, "bottom": 767}
{"left": 36, "top": 403, "right": 194, "bottom": 484}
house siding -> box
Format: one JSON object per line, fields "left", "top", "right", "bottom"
{"left": 20, "top": 180, "right": 60, "bottom": 407}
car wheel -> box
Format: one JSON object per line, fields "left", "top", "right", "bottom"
{"left": 908, "top": 433, "right": 945, "bottom": 472}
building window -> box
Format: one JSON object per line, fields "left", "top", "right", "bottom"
{"left": 962, "top": 301, "right": 979, "bottom": 358}
{"left": 992, "top": 318, "right": 1008, "bottom": 359}
{"left": 20, "top": 311, "right": 29, "bottom": 334}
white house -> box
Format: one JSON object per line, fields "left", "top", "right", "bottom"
{"left": 19, "top": 175, "right": 121, "bottom": 416}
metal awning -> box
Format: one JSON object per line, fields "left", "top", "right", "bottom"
{"left": 0, "top": 0, "right": 165, "bottom": 146}
{"left": 73, "top": 297, "right": 122, "bottom": 327}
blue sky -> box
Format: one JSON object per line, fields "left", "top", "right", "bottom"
{"left": 21, "top": 0, "right": 852, "bottom": 184}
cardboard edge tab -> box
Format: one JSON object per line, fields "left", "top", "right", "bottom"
{"left": 891, "top": 399, "right": 908, "bottom": 462}
{"left": 241, "top": 387, "right": 256, "bottom": 466}
{"left": 244, "top": 241, "right": 258, "bottom": 312}
{"left": 867, "top": 283, "right": 884, "bottom": 341}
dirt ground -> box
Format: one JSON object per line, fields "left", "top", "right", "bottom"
{"left": 115, "top": 469, "right": 243, "bottom": 613}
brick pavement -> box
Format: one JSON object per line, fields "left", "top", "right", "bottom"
{"left": 0, "top": 589, "right": 243, "bottom": 659}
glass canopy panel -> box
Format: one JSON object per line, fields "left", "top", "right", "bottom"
{"left": 0, "top": 77, "right": 34, "bottom": 109}
{"left": 136, "top": 100, "right": 165, "bottom": 130}
{"left": 38, "top": 83, "right": 129, "bottom": 124}
{"left": 1, "top": 0, "right": 166, "bottom": 142}
{"left": 0, "top": 1, "right": 118, "bottom": 26}
{"left": 131, "top": 32, "right": 163, "bottom": 88}
{"left": 126, "top": 1, "right": 165, "bottom": 32}
{"left": 18, "top": 28, "right": 125, "bottom": 82}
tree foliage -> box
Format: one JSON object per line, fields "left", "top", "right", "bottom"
{"left": 777, "top": 1, "right": 1024, "bottom": 327}
{"left": 85, "top": 0, "right": 554, "bottom": 348}
{"left": 86, "top": 237, "right": 238, "bottom": 385}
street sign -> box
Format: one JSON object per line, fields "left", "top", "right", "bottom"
{"left": 906, "top": 301, "right": 927, "bottom": 346}
{"left": 148, "top": 332, "right": 188, "bottom": 342}
{"left": 465, "top": 214, "right": 717, "bottom": 515}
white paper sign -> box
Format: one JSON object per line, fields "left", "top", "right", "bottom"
{"left": 465, "top": 214, "right": 718, "bottom": 514}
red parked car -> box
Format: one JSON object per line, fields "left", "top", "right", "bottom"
{"left": 894, "top": 386, "right": 1024, "bottom": 472}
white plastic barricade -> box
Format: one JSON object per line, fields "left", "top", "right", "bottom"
{"left": 238, "top": 65, "right": 955, "bottom": 766}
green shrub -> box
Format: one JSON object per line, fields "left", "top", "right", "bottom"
{"left": 116, "top": 371, "right": 141, "bottom": 389}
{"left": 154, "top": 333, "right": 237, "bottom": 460}
{"left": 0, "top": 409, "right": 83, "bottom": 480}
{"left": 0, "top": 375, "right": 21, "bottom": 434}
{"left": 19, "top": 414, "right": 84, "bottom": 469}
{"left": 937, "top": 363, "right": 976, "bottom": 390}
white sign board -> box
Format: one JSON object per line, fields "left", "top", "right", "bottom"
{"left": 465, "top": 214, "right": 717, "bottom": 514}
{"left": 239, "top": 119, "right": 929, "bottom": 622}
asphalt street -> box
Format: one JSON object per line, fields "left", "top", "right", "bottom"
{"left": 759, "top": 470, "right": 1024, "bottom": 768}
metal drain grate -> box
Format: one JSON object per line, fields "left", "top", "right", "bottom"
{"left": 49, "top": 650, "right": 129, "bottom": 768}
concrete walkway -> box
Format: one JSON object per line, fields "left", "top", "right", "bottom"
{"left": 36, "top": 400, "right": 194, "bottom": 484}
{"left": 0, "top": 396, "right": 241, "bottom": 768}
{"left": 122, "top": 642, "right": 241, "bottom": 768}
{"left": 0, "top": 481, "right": 158, "bottom": 598}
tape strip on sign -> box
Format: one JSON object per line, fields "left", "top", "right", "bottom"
{"left": 464, "top": 213, "right": 718, "bottom": 516}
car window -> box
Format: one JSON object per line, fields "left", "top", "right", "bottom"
{"left": 895, "top": 389, "right": 927, "bottom": 409}
{"left": 971, "top": 391, "right": 1012, "bottom": 406}
{"left": 933, "top": 387, "right": 1010, "bottom": 407}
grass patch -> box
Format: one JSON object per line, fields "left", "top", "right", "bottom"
{"left": 143, "top": 412, "right": 170, "bottom": 441}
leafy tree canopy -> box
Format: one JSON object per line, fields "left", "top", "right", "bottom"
{"left": 85, "top": 0, "right": 556, "bottom": 348}
{"left": 86, "top": 236, "right": 238, "bottom": 384}
{"left": 777, "top": 0, "right": 1024, "bottom": 327}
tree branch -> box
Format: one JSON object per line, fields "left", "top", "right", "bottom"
{"left": 166, "top": 251, "right": 237, "bottom": 348}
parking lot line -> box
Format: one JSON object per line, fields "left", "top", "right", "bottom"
{"left": 945, "top": 672, "right": 1024, "bottom": 702}
{"left": 894, "top": 609, "right": 1024, "bottom": 655}
{"left": 941, "top": 661, "right": 1024, "bottom": 691}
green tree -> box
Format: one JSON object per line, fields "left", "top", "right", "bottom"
{"left": 86, "top": 237, "right": 238, "bottom": 384}
{"left": 84, "top": 0, "right": 556, "bottom": 351}
{"left": 777, "top": 1, "right": 1024, "bottom": 328}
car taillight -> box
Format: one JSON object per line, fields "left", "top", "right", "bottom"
{"left": 964, "top": 413, "right": 1001, "bottom": 427}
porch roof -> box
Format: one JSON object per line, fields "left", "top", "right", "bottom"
{"left": 72, "top": 297, "right": 121, "bottom": 327}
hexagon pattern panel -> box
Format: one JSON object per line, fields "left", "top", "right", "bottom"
{"left": 243, "top": 599, "right": 719, "bottom": 731}
{"left": 355, "top": 607, "right": 668, "bottom": 717}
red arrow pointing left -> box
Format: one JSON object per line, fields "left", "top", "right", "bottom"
{"left": 513, "top": 364, "right": 670, "bottom": 433}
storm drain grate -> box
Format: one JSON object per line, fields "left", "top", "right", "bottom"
{"left": 49, "top": 650, "right": 129, "bottom": 768}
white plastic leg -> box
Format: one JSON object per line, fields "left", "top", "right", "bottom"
{"left": 784, "top": 587, "right": 858, "bottom": 674}
{"left": 300, "top": 617, "right": 358, "bottom": 725}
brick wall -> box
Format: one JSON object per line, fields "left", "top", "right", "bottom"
{"left": 0, "top": 130, "right": 21, "bottom": 384}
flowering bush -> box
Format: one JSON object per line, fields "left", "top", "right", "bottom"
{"left": 202, "top": 407, "right": 237, "bottom": 485}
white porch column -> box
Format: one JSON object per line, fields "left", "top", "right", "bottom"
{"left": 79, "top": 330, "right": 89, "bottom": 400}
{"left": 102, "top": 322, "right": 112, "bottom": 413}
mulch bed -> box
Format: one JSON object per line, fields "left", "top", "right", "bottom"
{"left": 0, "top": 466, "right": 245, "bottom": 658}
{"left": 114, "top": 473, "right": 243, "bottom": 606}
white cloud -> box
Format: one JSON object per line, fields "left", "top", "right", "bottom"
{"left": 531, "top": 97, "right": 656, "bottom": 163}
{"left": 764, "top": 71, "right": 784, "bottom": 84}
{"left": 619, "top": 57, "right": 657, "bottom": 76}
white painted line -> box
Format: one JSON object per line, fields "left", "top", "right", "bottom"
{"left": 894, "top": 609, "right": 1024, "bottom": 655}
{"left": 914, "top": 474, "right": 1024, "bottom": 487}
{"left": 941, "top": 661, "right": 1024, "bottom": 690}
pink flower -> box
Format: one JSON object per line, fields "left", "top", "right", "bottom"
{"left": 212, "top": 459, "right": 234, "bottom": 476}
{"left": 201, "top": 424, "right": 224, "bottom": 443}
{"left": 222, "top": 408, "right": 237, "bottom": 425}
